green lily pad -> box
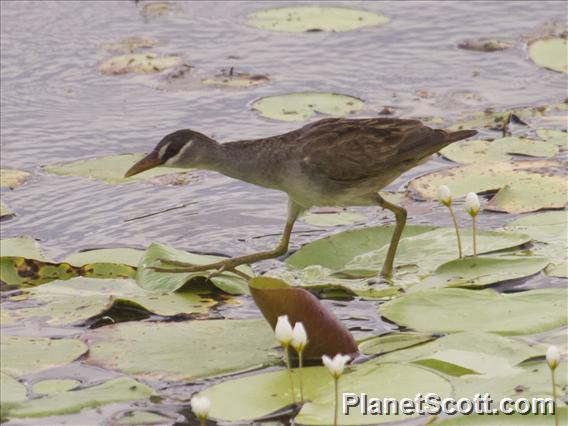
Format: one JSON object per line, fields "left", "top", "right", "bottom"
{"left": 359, "top": 332, "right": 436, "bottom": 356}
{"left": 116, "top": 411, "right": 175, "bottom": 425}
{"left": 380, "top": 288, "right": 567, "bottom": 335}
{"left": 85, "top": 319, "right": 278, "bottom": 381}
{"left": 504, "top": 211, "right": 568, "bottom": 277}
{"left": 419, "top": 256, "right": 549, "bottom": 289}
{"left": 252, "top": 92, "right": 364, "bottom": 122}
{"left": 536, "top": 129, "right": 567, "bottom": 147}
{"left": 529, "top": 37, "right": 568, "bottom": 73}
{"left": 102, "top": 36, "right": 157, "bottom": 53}
{"left": 98, "top": 53, "right": 182, "bottom": 75}
{"left": 137, "top": 242, "right": 251, "bottom": 294}
{"left": 1, "top": 336, "right": 87, "bottom": 376}
{"left": 64, "top": 248, "right": 143, "bottom": 267}
{"left": 1, "top": 236, "right": 46, "bottom": 260}
{"left": 437, "top": 407, "right": 566, "bottom": 425}
{"left": 247, "top": 6, "right": 389, "bottom": 32}
{"left": 44, "top": 153, "right": 192, "bottom": 185}
{"left": 408, "top": 160, "right": 567, "bottom": 213}
{"left": 0, "top": 202, "right": 15, "bottom": 218}
{"left": 32, "top": 379, "right": 81, "bottom": 395}
{"left": 440, "top": 137, "right": 559, "bottom": 164}
{"left": 202, "top": 362, "right": 451, "bottom": 424}
{"left": 6, "top": 377, "right": 155, "bottom": 418}
{"left": 202, "top": 70, "right": 269, "bottom": 88}
{"left": 1, "top": 372, "right": 27, "bottom": 406}
{"left": 0, "top": 168, "right": 31, "bottom": 189}
{"left": 1, "top": 278, "right": 215, "bottom": 326}
{"left": 300, "top": 210, "right": 367, "bottom": 227}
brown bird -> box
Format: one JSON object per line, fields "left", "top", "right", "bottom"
{"left": 125, "top": 118, "right": 476, "bottom": 278}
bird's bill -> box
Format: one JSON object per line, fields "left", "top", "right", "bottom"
{"left": 124, "top": 151, "right": 161, "bottom": 177}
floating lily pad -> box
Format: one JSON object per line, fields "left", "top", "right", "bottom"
{"left": 1, "top": 372, "right": 27, "bottom": 406}
{"left": 102, "top": 37, "right": 157, "bottom": 53}
{"left": 504, "top": 211, "right": 568, "bottom": 277}
{"left": 419, "top": 256, "right": 549, "bottom": 289}
{"left": 380, "top": 288, "right": 567, "bottom": 335}
{"left": 408, "top": 160, "right": 567, "bottom": 213}
{"left": 137, "top": 243, "right": 251, "bottom": 294}
{"left": 32, "top": 379, "right": 81, "bottom": 395}
{"left": 44, "top": 153, "right": 191, "bottom": 184}
{"left": 437, "top": 407, "right": 566, "bottom": 425}
{"left": 64, "top": 248, "right": 143, "bottom": 267}
{"left": 85, "top": 319, "right": 278, "bottom": 381}
{"left": 458, "top": 38, "right": 514, "bottom": 52}
{"left": 1, "top": 336, "right": 88, "bottom": 376}
{"left": 0, "top": 168, "right": 31, "bottom": 189}
{"left": 529, "top": 37, "right": 568, "bottom": 73}
{"left": 0, "top": 202, "right": 15, "bottom": 219}
{"left": 252, "top": 92, "right": 364, "bottom": 122}
{"left": 1, "top": 236, "right": 46, "bottom": 260}
{"left": 202, "top": 69, "right": 269, "bottom": 88}
{"left": 537, "top": 128, "right": 567, "bottom": 147}
{"left": 116, "top": 411, "right": 175, "bottom": 425}
{"left": 202, "top": 362, "right": 451, "bottom": 424}
{"left": 6, "top": 377, "right": 155, "bottom": 418}
{"left": 440, "top": 137, "right": 558, "bottom": 164}
{"left": 300, "top": 210, "right": 367, "bottom": 227}
{"left": 359, "top": 332, "right": 436, "bottom": 356}
{"left": 247, "top": 6, "right": 389, "bottom": 32}
{"left": 98, "top": 53, "right": 182, "bottom": 75}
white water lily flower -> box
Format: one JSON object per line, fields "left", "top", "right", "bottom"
{"left": 275, "top": 315, "right": 293, "bottom": 345}
{"left": 438, "top": 185, "right": 452, "bottom": 206}
{"left": 291, "top": 322, "right": 308, "bottom": 352}
{"left": 465, "top": 192, "right": 480, "bottom": 216}
{"left": 191, "top": 395, "right": 211, "bottom": 419}
{"left": 322, "top": 353, "right": 351, "bottom": 378}
{"left": 546, "top": 345, "right": 560, "bottom": 370}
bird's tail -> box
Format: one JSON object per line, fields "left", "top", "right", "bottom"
{"left": 447, "top": 129, "right": 478, "bottom": 142}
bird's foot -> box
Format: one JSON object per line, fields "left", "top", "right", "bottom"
{"left": 149, "top": 258, "right": 252, "bottom": 280}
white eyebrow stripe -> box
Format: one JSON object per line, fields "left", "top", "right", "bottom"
{"left": 158, "top": 144, "right": 168, "bottom": 159}
{"left": 164, "top": 140, "right": 192, "bottom": 165}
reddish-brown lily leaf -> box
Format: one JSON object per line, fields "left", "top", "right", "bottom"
{"left": 249, "top": 277, "right": 358, "bottom": 360}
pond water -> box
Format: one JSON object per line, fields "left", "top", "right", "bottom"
{"left": 1, "top": 1, "right": 566, "bottom": 425}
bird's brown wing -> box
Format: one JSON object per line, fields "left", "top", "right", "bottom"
{"left": 298, "top": 118, "right": 450, "bottom": 183}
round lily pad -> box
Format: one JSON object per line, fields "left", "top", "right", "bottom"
{"left": 1, "top": 372, "right": 27, "bottom": 406}
{"left": 380, "top": 288, "right": 567, "bottom": 335}
{"left": 529, "top": 37, "right": 568, "bottom": 73}
{"left": 32, "top": 379, "right": 81, "bottom": 395}
{"left": 85, "top": 319, "right": 278, "bottom": 381}
{"left": 0, "top": 236, "right": 46, "bottom": 260}
{"left": 98, "top": 53, "right": 182, "bottom": 75}
{"left": 407, "top": 160, "right": 567, "bottom": 213}
{"left": 359, "top": 332, "right": 436, "bottom": 356}
{"left": 247, "top": 6, "right": 389, "bottom": 32}
{"left": 1, "top": 336, "right": 88, "bottom": 376}
{"left": 0, "top": 168, "right": 31, "bottom": 189}
{"left": 252, "top": 92, "right": 364, "bottom": 122}
{"left": 44, "top": 153, "right": 192, "bottom": 184}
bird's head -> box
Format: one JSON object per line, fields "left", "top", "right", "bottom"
{"left": 125, "top": 129, "right": 218, "bottom": 177}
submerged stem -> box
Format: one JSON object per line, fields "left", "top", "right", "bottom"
{"left": 284, "top": 345, "right": 296, "bottom": 404}
{"left": 448, "top": 206, "right": 463, "bottom": 258}
{"left": 299, "top": 350, "right": 304, "bottom": 403}
{"left": 472, "top": 216, "right": 477, "bottom": 256}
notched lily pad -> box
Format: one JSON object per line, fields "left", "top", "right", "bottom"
{"left": 458, "top": 38, "right": 515, "bottom": 52}
{"left": 85, "top": 319, "right": 278, "bottom": 381}
{"left": 102, "top": 37, "right": 157, "bottom": 53}
{"left": 408, "top": 160, "right": 567, "bottom": 213}
{"left": 1, "top": 168, "right": 31, "bottom": 189}
{"left": 252, "top": 92, "right": 364, "bottom": 122}
{"left": 98, "top": 53, "right": 182, "bottom": 75}
{"left": 380, "top": 288, "right": 567, "bottom": 335}
{"left": 202, "top": 68, "right": 269, "bottom": 88}
{"left": 44, "top": 153, "right": 193, "bottom": 185}
{"left": 247, "top": 6, "right": 389, "bottom": 33}
{"left": 529, "top": 37, "right": 568, "bottom": 73}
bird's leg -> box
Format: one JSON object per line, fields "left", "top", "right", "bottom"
{"left": 375, "top": 194, "right": 407, "bottom": 278}
{"left": 153, "top": 200, "right": 303, "bottom": 275}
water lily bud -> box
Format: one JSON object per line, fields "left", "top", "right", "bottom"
{"left": 465, "top": 192, "right": 480, "bottom": 216}
{"left": 438, "top": 185, "right": 452, "bottom": 206}
{"left": 546, "top": 345, "right": 560, "bottom": 370}
{"left": 291, "top": 322, "right": 308, "bottom": 352}
{"left": 191, "top": 395, "right": 211, "bottom": 420}
{"left": 275, "top": 315, "right": 293, "bottom": 345}
{"left": 322, "top": 353, "right": 351, "bottom": 378}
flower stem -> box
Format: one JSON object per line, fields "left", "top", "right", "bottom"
{"left": 284, "top": 345, "right": 296, "bottom": 404}
{"left": 299, "top": 350, "right": 304, "bottom": 403}
{"left": 333, "top": 377, "right": 338, "bottom": 426}
{"left": 448, "top": 206, "right": 463, "bottom": 258}
{"left": 551, "top": 369, "right": 558, "bottom": 426}
{"left": 472, "top": 215, "right": 477, "bottom": 256}
{"left": 199, "top": 418, "right": 205, "bottom": 426}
